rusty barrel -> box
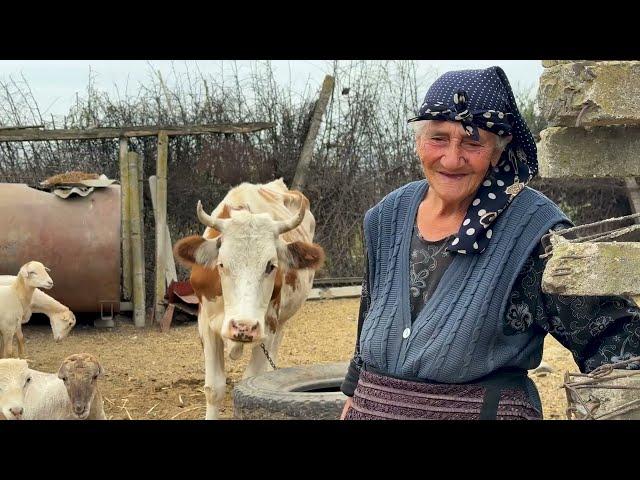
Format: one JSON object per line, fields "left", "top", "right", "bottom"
{"left": 0, "top": 183, "right": 121, "bottom": 313}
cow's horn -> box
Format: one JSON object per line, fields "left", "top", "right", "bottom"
{"left": 274, "top": 193, "right": 308, "bottom": 235}
{"left": 197, "top": 201, "right": 229, "bottom": 233}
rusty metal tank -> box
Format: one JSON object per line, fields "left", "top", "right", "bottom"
{"left": 0, "top": 183, "right": 121, "bottom": 313}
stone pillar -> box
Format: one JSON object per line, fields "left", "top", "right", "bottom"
{"left": 537, "top": 60, "right": 640, "bottom": 177}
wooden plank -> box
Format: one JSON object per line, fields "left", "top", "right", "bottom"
{"left": 149, "top": 175, "right": 178, "bottom": 286}
{"left": 0, "top": 124, "right": 44, "bottom": 130}
{"left": 0, "top": 122, "right": 275, "bottom": 142}
{"left": 154, "top": 132, "right": 169, "bottom": 324}
{"left": 292, "top": 75, "right": 335, "bottom": 190}
{"left": 307, "top": 285, "right": 362, "bottom": 300}
{"left": 160, "top": 303, "right": 176, "bottom": 333}
{"left": 128, "top": 151, "right": 146, "bottom": 328}
{"left": 119, "top": 137, "right": 132, "bottom": 301}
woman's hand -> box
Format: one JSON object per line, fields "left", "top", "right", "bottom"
{"left": 340, "top": 397, "right": 353, "bottom": 420}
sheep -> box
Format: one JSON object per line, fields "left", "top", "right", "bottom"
{"left": 0, "top": 262, "right": 53, "bottom": 358}
{"left": 0, "top": 359, "right": 31, "bottom": 419}
{"left": 22, "top": 353, "right": 106, "bottom": 420}
{"left": 0, "top": 275, "right": 76, "bottom": 342}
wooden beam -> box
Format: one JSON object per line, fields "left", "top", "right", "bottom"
{"left": 0, "top": 124, "right": 44, "bottom": 130}
{"left": 160, "top": 303, "right": 176, "bottom": 333}
{"left": 119, "top": 138, "right": 132, "bottom": 301}
{"left": 154, "top": 132, "right": 169, "bottom": 324}
{"left": 149, "top": 175, "right": 178, "bottom": 287}
{"left": 292, "top": 75, "right": 335, "bottom": 191}
{"left": 307, "top": 285, "right": 362, "bottom": 300}
{"left": 128, "top": 151, "right": 146, "bottom": 327}
{"left": 0, "top": 122, "right": 275, "bottom": 142}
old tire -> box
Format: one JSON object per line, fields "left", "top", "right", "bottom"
{"left": 233, "top": 362, "right": 349, "bottom": 420}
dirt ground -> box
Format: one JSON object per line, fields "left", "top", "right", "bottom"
{"left": 20, "top": 298, "right": 577, "bottom": 420}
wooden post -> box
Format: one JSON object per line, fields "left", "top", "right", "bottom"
{"left": 292, "top": 75, "right": 335, "bottom": 191}
{"left": 137, "top": 150, "right": 145, "bottom": 268}
{"left": 149, "top": 175, "right": 178, "bottom": 287}
{"left": 119, "top": 137, "right": 132, "bottom": 301}
{"left": 154, "top": 131, "right": 169, "bottom": 323}
{"left": 128, "top": 151, "right": 146, "bottom": 328}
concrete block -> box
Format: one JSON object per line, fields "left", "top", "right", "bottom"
{"left": 538, "top": 126, "right": 640, "bottom": 178}
{"left": 538, "top": 61, "right": 640, "bottom": 127}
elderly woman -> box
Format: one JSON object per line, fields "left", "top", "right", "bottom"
{"left": 340, "top": 66, "right": 640, "bottom": 420}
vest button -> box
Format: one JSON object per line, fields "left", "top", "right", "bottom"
{"left": 402, "top": 327, "right": 411, "bottom": 339}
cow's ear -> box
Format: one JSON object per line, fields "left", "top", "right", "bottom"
{"left": 282, "top": 241, "right": 325, "bottom": 270}
{"left": 174, "top": 235, "right": 221, "bottom": 268}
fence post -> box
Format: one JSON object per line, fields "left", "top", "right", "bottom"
{"left": 292, "top": 75, "right": 335, "bottom": 191}
{"left": 119, "top": 137, "right": 132, "bottom": 301}
{"left": 138, "top": 148, "right": 145, "bottom": 267}
{"left": 128, "top": 151, "right": 146, "bottom": 327}
{"left": 154, "top": 131, "right": 169, "bottom": 323}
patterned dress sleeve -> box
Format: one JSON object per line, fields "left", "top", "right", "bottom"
{"left": 340, "top": 252, "right": 370, "bottom": 396}
{"left": 518, "top": 225, "right": 640, "bottom": 373}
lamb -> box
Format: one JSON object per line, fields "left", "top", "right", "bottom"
{"left": 0, "top": 359, "right": 30, "bottom": 419}
{"left": 23, "top": 353, "right": 106, "bottom": 420}
{"left": 0, "top": 261, "right": 53, "bottom": 358}
{"left": 0, "top": 275, "right": 76, "bottom": 342}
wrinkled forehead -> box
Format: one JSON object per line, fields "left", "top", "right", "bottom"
{"left": 416, "top": 120, "right": 498, "bottom": 144}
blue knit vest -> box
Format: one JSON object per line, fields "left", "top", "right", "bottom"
{"left": 359, "top": 180, "right": 569, "bottom": 383}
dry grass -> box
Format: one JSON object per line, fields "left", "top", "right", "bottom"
{"left": 40, "top": 171, "right": 100, "bottom": 186}
{"left": 20, "top": 298, "right": 576, "bottom": 420}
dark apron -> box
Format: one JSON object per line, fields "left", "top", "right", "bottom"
{"left": 347, "top": 363, "right": 541, "bottom": 420}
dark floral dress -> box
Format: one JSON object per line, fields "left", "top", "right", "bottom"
{"left": 342, "top": 222, "right": 640, "bottom": 396}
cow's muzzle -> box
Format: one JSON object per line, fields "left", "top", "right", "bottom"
{"left": 228, "top": 319, "right": 260, "bottom": 342}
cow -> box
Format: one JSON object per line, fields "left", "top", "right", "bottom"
{"left": 173, "top": 179, "right": 324, "bottom": 419}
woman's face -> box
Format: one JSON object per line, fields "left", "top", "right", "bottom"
{"left": 416, "top": 120, "right": 506, "bottom": 207}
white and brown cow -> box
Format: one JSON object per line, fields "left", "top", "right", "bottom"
{"left": 174, "top": 179, "right": 324, "bottom": 419}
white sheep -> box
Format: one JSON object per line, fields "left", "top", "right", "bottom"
{"left": 23, "top": 353, "right": 106, "bottom": 420}
{"left": 0, "top": 358, "right": 30, "bottom": 419}
{"left": 0, "top": 275, "right": 76, "bottom": 342}
{"left": 0, "top": 261, "right": 53, "bottom": 358}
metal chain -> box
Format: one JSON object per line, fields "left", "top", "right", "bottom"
{"left": 260, "top": 342, "right": 278, "bottom": 370}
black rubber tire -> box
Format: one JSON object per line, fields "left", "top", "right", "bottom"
{"left": 233, "top": 362, "right": 349, "bottom": 419}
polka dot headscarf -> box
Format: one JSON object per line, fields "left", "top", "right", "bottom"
{"left": 408, "top": 66, "right": 538, "bottom": 255}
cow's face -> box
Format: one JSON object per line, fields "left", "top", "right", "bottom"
{"left": 214, "top": 211, "right": 283, "bottom": 342}
{"left": 175, "top": 195, "right": 324, "bottom": 344}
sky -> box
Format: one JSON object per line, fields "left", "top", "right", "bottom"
{"left": 0, "top": 60, "right": 543, "bottom": 121}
